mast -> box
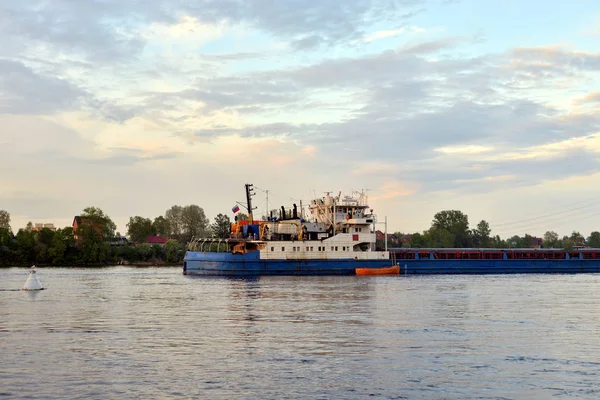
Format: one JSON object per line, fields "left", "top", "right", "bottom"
{"left": 245, "top": 183, "right": 255, "bottom": 224}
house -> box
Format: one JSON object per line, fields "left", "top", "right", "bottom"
{"left": 529, "top": 237, "right": 543, "bottom": 249}
{"left": 72, "top": 216, "right": 103, "bottom": 240}
{"left": 32, "top": 223, "right": 56, "bottom": 232}
{"left": 375, "top": 230, "right": 399, "bottom": 245}
{"left": 399, "top": 234, "right": 413, "bottom": 245}
{"left": 146, "top": 236, "right": 168, "bottom": 245}
{"left": 110, "top": 236, "right": 130, "bottom": 246}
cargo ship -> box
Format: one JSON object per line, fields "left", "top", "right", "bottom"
{"left": 389, "top": 247, "right": 600, "bottom": 274}
{"left": 183, "top": 184, "right": 394, "bottom": 276}
{"left": 183, "top": 184, "right": 600, "bottom": 276}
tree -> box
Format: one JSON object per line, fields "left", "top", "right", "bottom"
{"left": 491, "top": 235, "right": 507, "bottom": 248}
{"left": 49, "top": 228, "right": 76, "bottom": 265}
{"left": 126, "top": 216, "right": 155, "bottom": 243}
{"left": 235, "top": 212, "right": 249, "bottom": 223}
{"left": 153, "top": 216, "right": 170, "bottom": 237}
{"left": 561, "top": 235, "right": 574, "bottom": 250}
{"left": 543, "top": 231, "right": 559, "bottom": 248}
{"left": 165, "top": 205, "right": 183, "bottom": 239}
{"left": 14, "top": 229, "right": 36, "bottom": 264}
{"left": 211, "top": 213, "right": 232, "bottom": 238}
{"left": 410, "top": 232, "right": 425, "bottom": 248}
{"left": 0, "top": 210, "right": 10, "bottom": 231}
{"left": 75, "top": 207, "right": 116, "bottom": 263}
{"left": 0, "top": 227, "right": 14, "bottom": 265}
{"left": 79, "top": 206, "right": 117, "bottom": 240}
{"left": 473, "top": 220, "right": 491, "bottom": 247}
{"left": 570, "top": 231, "right": 585, "bottom": 247}
{"left": 165, "top": 239, "right": 182, "bottom": 263}
{"left": 431, "top": 210, "right": 471, "bottom": 247}
{"left": 588, "top": 231, "right": 600, "bottom": 248}
{"left": 426, "top": 227, "right": 454, "bottom": 248}
{"left": 181, "top": 205, "right": 209, "bottom": 242}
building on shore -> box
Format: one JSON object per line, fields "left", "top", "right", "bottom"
{"left": 32, "top": 223, "right": 56, "bottom": 232}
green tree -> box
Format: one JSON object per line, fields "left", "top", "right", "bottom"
{"left": 561, "top": 235, "right": 573, "bottom": 250}
{"left": 409, "top": 232, "right": 425, "bottom": 248}
{"left": 165, "top": 205, "right": 184, "bottom": 239}
{"left": 34, "top": 227, "right": 55, "bottom": 264}
{"left": 136, "top": 243, "right": 153, "bottom": 261}
{"left": 165, "top": 239, "right": 183, "bottom": 263}
{"left": 0, "top": 227, "right": 14, "bottom": 265}
{"left": 473, "top": 220, "right": 491, "bottom": 247}
{"left": 79, "top": 206, "right": 117, "bottom": 240}
{"left": 181, "top": 205, "right": 209, "bottom": 242}
{"left": 491, "top": 235, "right": 507, "bottom": 248}
{"left": 431, "top": 210, "right": 471, "bottom": 247}
{"left": 0, "top": 210, "right": 10, "bottom": 231}
{"left": 153, "top": 216, "right": 170, "bottom": 237}
{"left": 426, "top": 227, "right": 454, "bottom": 248}
{"left": 211, "top": 213, "right": 232, "bottom": 238}
{"left": 235, "top": 212, "right": 249, "bottom": 223}
{"left": 14, "top": 229, "right": 37, "bottom": 264}
{"left": 543, "top": 231, "right": 559, "bottom": 248}
{"left": 570, "top": 231, "right": 585, "bottom": 247}
{"left": 126, "top": 216, "right": 155, "bottom": 243}
{"left": 587, "top": 231, "right": 600, "bottom": 248}
{"left": 76, "top": 207, "right": 116, "bottom": 263}
{"left": 49, "top": 228, "right": 75, "bottom": 265}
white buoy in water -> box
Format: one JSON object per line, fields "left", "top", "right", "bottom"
{"left": 22, "top": 265, "right": 44, "bottom": 291}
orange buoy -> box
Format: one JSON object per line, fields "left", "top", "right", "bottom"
{"left": 355, "top": 265, "right": 400, "bottom": 275}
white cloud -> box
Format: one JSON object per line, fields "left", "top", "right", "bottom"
{"left": 435, "top": 145, "right": 495, "bottom": 155}
{"left": 354, "top": 28, "right": 406, "bottom": 44}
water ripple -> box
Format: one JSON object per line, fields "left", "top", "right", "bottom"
{"left": 2, "top": 268, "right": 600, "bottom": 399}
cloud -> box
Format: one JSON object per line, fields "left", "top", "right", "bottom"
{"left": 1, "top": 0, "right": 425, "bottom": 61}
{"left": 435, "top": 145, "right": 495, "bottom": 155}
{"left": 0, "top": 60, "right": 86, "bottom": 114}
{"left": 354, "top": 28, "right": 407, "bottom": 44}
{"left": 576, "top": 92, "right": 600, "bottom": 105}
{"left": 2, "top": 0, "right": 600, "bottom": 237}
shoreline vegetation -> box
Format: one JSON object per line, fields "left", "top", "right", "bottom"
{"left": 1, "top": 207, "right": 599, "bottom": 268}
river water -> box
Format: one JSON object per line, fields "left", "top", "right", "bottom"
{"left": 2, "top": 267, "right": 600, "bottom": 399}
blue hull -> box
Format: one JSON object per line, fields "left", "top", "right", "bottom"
{"left": 184, "top": 251, "right": 392, "bottom": 276}
{"left": 396, "top": 259, "right": 600, "bottom": 275}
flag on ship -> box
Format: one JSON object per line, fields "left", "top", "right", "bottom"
{"left": 232, "top": 205, "right": 240, "bottom": 213}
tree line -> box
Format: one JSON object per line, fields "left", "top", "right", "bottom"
{"left": 382, "top": 210, "right": 600, "bottom": 250}
{"left": 2, "top": 207, "right": 598, "bottom": 267}
{"left": 0, "top": 206, "right": 237, "bottom": 267}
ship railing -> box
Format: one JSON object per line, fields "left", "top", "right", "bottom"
{"left": 187, "top": 237, "right": 235, "bottom": 252}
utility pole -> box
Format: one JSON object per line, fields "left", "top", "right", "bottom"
{"left": 385, "top": 215, "right": 388, "bottom": 252}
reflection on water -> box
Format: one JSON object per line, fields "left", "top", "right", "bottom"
{"left": 2, "top": 268, "right": 600, "bottom": 399}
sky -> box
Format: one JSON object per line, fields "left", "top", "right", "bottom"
{"left": 1, "top": 0, "right": 599, "bottom": 239}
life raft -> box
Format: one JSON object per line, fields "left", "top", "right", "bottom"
{"left": 355, "top": 265, "right": 400, "bottom": 275}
